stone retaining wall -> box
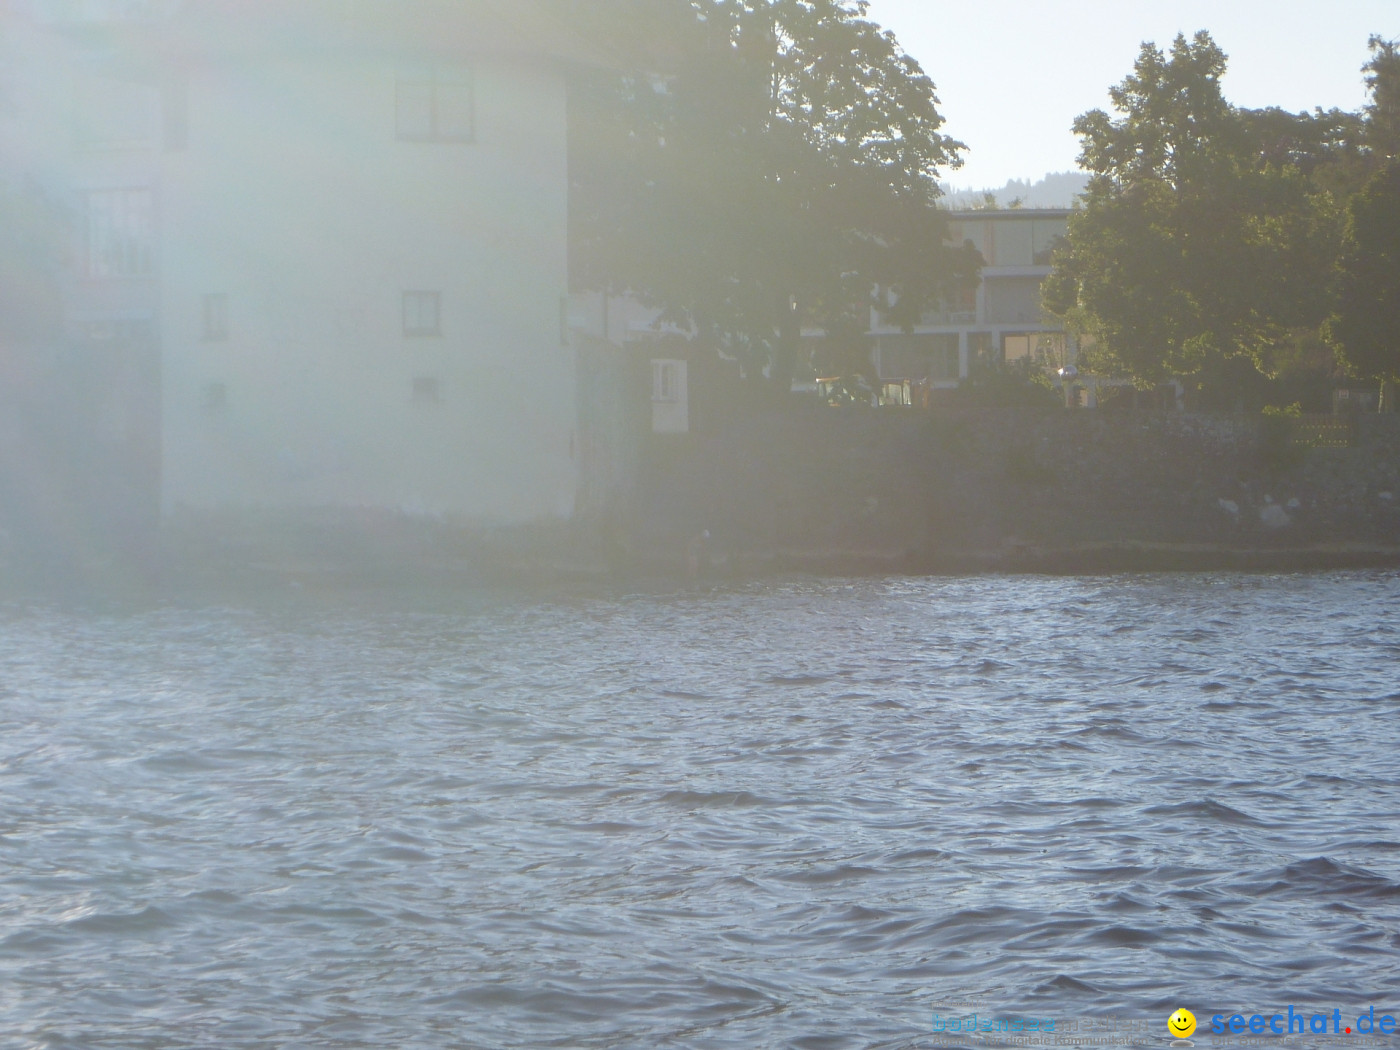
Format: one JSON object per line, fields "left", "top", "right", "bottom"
{"left": 624, "top": 407, "right": 1400, "bottom": 573}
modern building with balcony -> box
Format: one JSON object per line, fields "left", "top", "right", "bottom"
{"left": 870, "top": 208, "right": 1074, "bottom": 389}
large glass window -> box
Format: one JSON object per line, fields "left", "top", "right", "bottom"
{"left": 985, "top": 276, "right": 1043, "bottom": 324}
{"left": 990, "top": 218, "right": 1033, "bottom": 267}
{"left": 878, "top": 335, "right": 959, "bottom": 382}
{"left": 1032, "top": 219, "right": 1067, "bottom": 265}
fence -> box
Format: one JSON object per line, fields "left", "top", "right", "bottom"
{"left": 1292, "top": 414, "right": 1358, "bottom": 449}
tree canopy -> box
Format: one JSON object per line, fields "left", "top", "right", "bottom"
{"left": 1364, "top": 34, "right": 1400, "bottom": 159}
{"left": 1042, "top": 32, "right": 1339, "bottom": 388}
{"left": 1326, "top": 162, "right": 1400, "bottom": 396}
{"left": 568, "top": 0, "right": 977, "bottom": 386}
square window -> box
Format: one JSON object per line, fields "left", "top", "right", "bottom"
{"left": 412, "top": 376, "right": 440, "bottom": 403}
{"left": 402, "top": 291, "right": 441, "bottom": 336}
{"left": 202, "top": 293, "right": 227, "bottom": 341}
{"left": 396, "top": 66, "right": 474, "bottom": 142}
{"left": 395, "top": 72, "right": 434, "bottom": 141}
{"left": 432, "top": 67, "right": 474, "bottom": 141}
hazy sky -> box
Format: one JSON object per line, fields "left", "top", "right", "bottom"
{"left": 869, "top": 0, "right": 1400, "bottom": 191}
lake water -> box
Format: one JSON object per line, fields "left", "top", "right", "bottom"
{"left": 2, "top": 573, "right": 1399, "bottom": 1049}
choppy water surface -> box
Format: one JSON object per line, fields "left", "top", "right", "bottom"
{"left": 3, "top": 573, "right": 1400, "bottom": 1049}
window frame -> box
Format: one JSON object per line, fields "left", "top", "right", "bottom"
{"left": 202, "top": 293, "right": 228, "bottom": 342}
{"left": 652, "top": 360, "right": 681, "bottom": 404}
{"left": 395, "top": 65, "right": 475, "bottom": 143}
{"left": 86, "top": 186, "right": 155, "bottom": 279}
{"left": 402, "top": 290, "right": 442, "bottom": 337}
{"left": 412, "top": 376, "right": 441, "bottom": 403}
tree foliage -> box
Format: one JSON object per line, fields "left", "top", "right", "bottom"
{"left": 568, "top": 0, "right": 977, "bottom": 387}
{"left": 1326, "top": 162, "right": 1400, "bottom": 389}
{"left": 1364, "top": 35, "right": 1400, "bottom": 160}
{"left": 1043, "top": 32, "right": 1340, "bottom": 388}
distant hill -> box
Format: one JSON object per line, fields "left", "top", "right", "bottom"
{"left": 939, "top": 171, "right": 1089, "bottom": 210}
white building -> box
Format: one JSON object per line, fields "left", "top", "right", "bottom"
{"left": 0, "top": 0, "right": 585, "bottom": 523}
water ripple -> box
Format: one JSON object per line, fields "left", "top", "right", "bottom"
{"left": 1, "top": 572, "right": 1399, "bottom": 1047}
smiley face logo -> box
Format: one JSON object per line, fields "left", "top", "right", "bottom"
{"left": 1169, "top": 1008, "right": 1197, "bottom": 1038}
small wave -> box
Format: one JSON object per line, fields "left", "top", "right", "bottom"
{"left": 1291, "top": 772, "right": 1354, "bottom": 786}
{"left": 370, "top": 846, "right": 434, "bottom": 862}
{"left": 63, "top": 904, "right": 177, "bottom": 935}
{"left": 1063, "top": 864, "right": 1152, "bottom": 883}
{"left": 1248, "top": 857, "right": 1400, "bottom": 900}
{"left": 1068, "top": 796, "right": 1127, "bottom": 810}
{"left": 656, "top": 789, "right": 771, "bottom": 808}
{"left": 1142, "top": 798, "right": 1266, "bottom": 826}
{"left": 829, "top": 904, "right": 896, "bottom": 923}
{"left": 1074, "top": 924, "right": 1158, "bottom": 949}
{"left": 1100, "top": 891, "right": 1152, "bottom": 913}
{"left": 0, "top": 929, "right": 64, "bottom": 956}
{"left": 138, "top": 750, "right": 226, "bottom": 773}
{"left": 773, "top": 864, "right": 881, "bottom": 885}
{"left": 268, "top": 904, "right": 388, "bottom": 926}
{"left": 184, "top": 889, "right": 240, "bottom": 905}
{"left": 928, "top": 906, "right": 1037, "bottom": 937}
{"left": 1066, "top": 724, "right": 1147, "bottom": 742}
{"left": 887, "top": 847, "right": 951, "bottom": 864}
{"left": 1031, "top": 974, "right": 1100, "bottom": 995}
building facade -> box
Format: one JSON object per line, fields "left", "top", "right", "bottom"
{"left": 870, "top": 208, "right": 1074, "bottom": 388}
{"left": 1, "top": 0, "right": 581, "bottom": 524}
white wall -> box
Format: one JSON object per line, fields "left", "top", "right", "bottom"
{"left": 159, "top": 53, "right": 576, "bottom": 522}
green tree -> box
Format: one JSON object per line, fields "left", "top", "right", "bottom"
{"left": 1363, "top": 35, "right": 1400, "bottom": 159}
{"left": 1326, "top": 162, "right": 1400, "bottom": 408}
{"left": 569, "top": 0, "right": 977, "bottom": 389}
{"left": 1043, "top": 32, "right": 1339, "bottom": 390}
